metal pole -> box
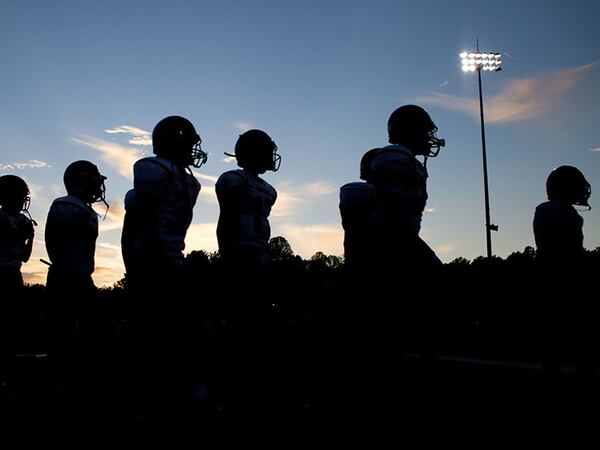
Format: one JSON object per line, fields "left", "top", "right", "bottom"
{"left": 477, "top": 67, "right": 493, "bottom": 258}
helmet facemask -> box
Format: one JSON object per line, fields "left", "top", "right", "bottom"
{"left": 271, "top": 143, "right": 281, "bottom": 172}
{"left": 190, "top": 137, "right": 208, "bottom": 168}
{"left": 425, "top": 126, "right": 446, "bottom": 158}
{"left": 576, "top": 180, "right": 592, "bottom": 210}
{"left": 21, "top": 194, "right": 37, "bottom": 225}
{"left": 92, "top": 173, "right": 110, "bottom": 218}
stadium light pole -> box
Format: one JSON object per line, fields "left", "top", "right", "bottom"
{"left": 459, "top": 42, "right": 502, "bottom": 258}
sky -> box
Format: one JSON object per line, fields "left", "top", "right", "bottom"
{"left": 1, "top": 0, "right": 599, "bottom": 286}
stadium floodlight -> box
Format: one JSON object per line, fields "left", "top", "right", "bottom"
{"left": 459, "top": 41, "right": 502, "bottom": 258}
{"left": 460, "top": 51, "right": 502, "bottom": 72}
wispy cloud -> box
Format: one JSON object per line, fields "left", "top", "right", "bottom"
{"left": 190, "top": 170, "right": 219, "bottom": 204}
{"left": 0, "top": 160, "right": 50, "bottom": 171}
{"left": 271, "top": 190, "right": 304, "bottom": 218}
{"left": 438, "top": 80, "right": 450, "bottom": 88}
{"left": 270, "top": 180, "right": 337, "bottom": 218}
{"left": 71, "top": 124, "right": 155, "bottom": 177}
{"left": 234, "top": 122, "right": 254, "bottom": 132}
{"left": 192, "top": 171, "right": 219, "bottom": 184}
{"left": 23, "top": 183, "right": 62, "bottom": 229}
{"left": 433, "top": 243, "right": 457, "bottom": 256}
{"left": 105, "top": 125, "right": 152, "bottom": 146}
{"left": 276, "top": 223, "right": 344, "bottom": 258}
{"left": 198, "top": 185, "right": 217, "bottom": 204}
{"left": 414, "top": 62, "right": 596, "bottom": 123}
{"left": 29, "top": 182, "right": 62, "bottom": 203}
{"left": 98, "top": 242, "right": 121, "bottom": 251}
{"left": 98, "top": 200, "right": 126, "bottom": 232}
{"left": 222, "top": 156, "right": 237, "bottom": 164}
{"left": 591, "top": 147, "right": 600, "bottom": 152}
{"left": 301, "top": 181, "right": 337, "bottom": 197}
{"left": 71, "top": 135, "right": 145, "bottom": 178}
{"left": 425, "top": 207, "right": 436, "bottom": 213}
{"left": 188, "top": 173, "right": 335, "bottom": 212}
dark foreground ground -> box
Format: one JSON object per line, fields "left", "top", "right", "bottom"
{"left": 2, "top": 349, "right": 599, "bottom": 440}
{"left": 3, "top": 256, "right": 600, "bottom": 440}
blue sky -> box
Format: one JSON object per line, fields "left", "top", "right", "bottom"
{"left": 1, "top": 0, "right": 599, "bottom": 286}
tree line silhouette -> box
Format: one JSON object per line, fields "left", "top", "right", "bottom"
{"left": 2, "top": 237, "right": 599, "bottom": 425}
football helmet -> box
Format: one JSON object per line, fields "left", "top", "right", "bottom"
{"left": 359, "top": 148, "right": 379, "bottom": 182}
{"left": 64, "top": 160, "right": 108, "bottom": 207}
{"left": 0, "top": 174, "right": 32, "bottom": 214}
{"left": 152, "top": 115, "right": 207, "bottom": 168}
{"left": 546, "top": 165, "right": 591, "bottom": 209}
{"left": 225, "top": 129, "right": 281, "bottom": 173}
{"left": 387, "top": 104, "right": 445, "bottom": 158}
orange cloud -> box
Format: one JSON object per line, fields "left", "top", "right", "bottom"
{"left": 93, "top": 241, "right": 125, "bottom": 287}
{"left": 275, "top": 223, "right": 343, "bottom": 258}
{"left": 414, "top": 62, "right": 596, "bottom": 123}
{"left": 98, "top": 200, "right": 126, "bottom": 232}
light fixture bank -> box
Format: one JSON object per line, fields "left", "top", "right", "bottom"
{"left": 459, "top": 51, "right": 502, "bottom": 72}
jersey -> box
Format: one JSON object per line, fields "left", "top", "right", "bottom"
{"left": 45, "top": 195, "right": 98, "bottom": 276}
{"left": 534, "top": 200, "right": 584, "bottom": 263}
{"left": 215, "top": 169, "right": 277, "bottom": 253}
{"left": 370, "top": 144, "right": 428, "bottom": 235}
{"left": 122, "top": 156, "right": 201, "bottom": 269}
{"left": 0, "top": 208, "right": 34, "bottom": 270}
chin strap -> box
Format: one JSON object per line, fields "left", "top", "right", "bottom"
{"left": 100, "top": 198, "right": 110, "bottom": 220}
{"left": 23, "top": 209, "right": 38, "bottom": 226}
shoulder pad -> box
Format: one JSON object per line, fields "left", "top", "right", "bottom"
{"left": 216, "top": 170, "right": 249, "bottom": 191}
